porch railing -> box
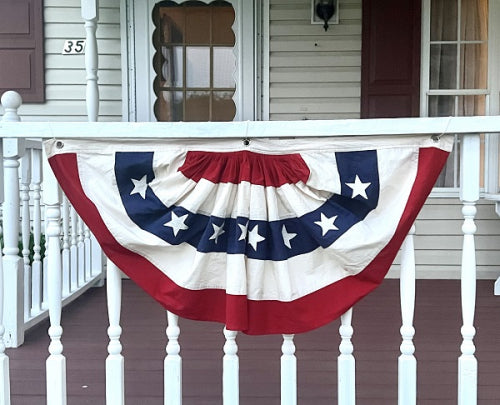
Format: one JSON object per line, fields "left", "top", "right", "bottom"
{"left": 0, "top": 91, "right": 105, "bottom": 349}
{"left": 1, "top": 91, "right": 500, "bottom": 405}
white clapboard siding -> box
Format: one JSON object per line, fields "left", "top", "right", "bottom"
{"left": 268, "top": 0, "right": 362, "bottom": 121}
{"left": 387, "top": 199, "right": 500, "bottom": 279}
{"left": 16, "top": 0, "right": 122, "bottom": 122}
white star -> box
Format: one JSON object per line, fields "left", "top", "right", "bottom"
{"left": 346, "top": 175, "right": 371, "bottom": 199}
{"left": 314, "top": 213, "right": 339, "bottom": 236}
{"left": 238, "top": 222, "right": 248, "bottom": 241}
{"left": 282, "top": 225, "right": 297, "bottom": 249}
{"left": 248, "top": 225, "right": 265, "bottom": 251}
{"left": 164, "top": 212, "right": 189, "bottom": 237}
{"left": 130, "top": 175, "right": 149, "bottom": 199}
{"left": 209, "top": 222, "right": 225, "bottom": 244}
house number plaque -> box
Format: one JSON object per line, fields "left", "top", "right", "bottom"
{"left": 62, "top": 40, "right": 86, "bottom": 54}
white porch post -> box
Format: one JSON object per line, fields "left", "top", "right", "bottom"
{"left": 81, "top": 0, "right": 99, "bottom": 122}
{"left": 43, "top": 147, "right": 67, "bottom": 405}
{"left": 338, "top": 308, "right": 355, "bottom": 405}
{"left": 1, "top": 91, "right": 25, "bottom": 348}
{"left": 0, "top": 92, "right": 12, "bottom": 405}
{"left": 458, "top": 133, "right": 480, "bottom": 405}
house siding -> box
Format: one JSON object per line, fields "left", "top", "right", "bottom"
{"left": 268, "top": 0, "right": 362, "bottom": 120}
{"left": 16, "top": 0, "right": 122, "bottom": 121}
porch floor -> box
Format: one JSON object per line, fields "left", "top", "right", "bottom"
{"left": 6, "top": 279, "right": 500, "bottom": 404}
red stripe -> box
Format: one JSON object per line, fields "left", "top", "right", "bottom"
{"left": 178, "top": 150, "right": 310, "bottom": 186}
{"left": 49, "top": 146, "right": 448, "bottom": 335}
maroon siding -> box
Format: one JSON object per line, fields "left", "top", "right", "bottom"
{"left": 0, "top": 0, "right": 45, "bottom": 102}
{"left": 361, "top": 0, "right": 421, "bottom": 118}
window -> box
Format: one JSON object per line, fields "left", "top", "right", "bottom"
{"left": 152, "top": 1, "right": 237, "bottom": 121}
{"left": 0, "top": 0, "right": 45, "bottom": 102}
{"left": 422, "top": 0, "right": 489, "bottom": 188}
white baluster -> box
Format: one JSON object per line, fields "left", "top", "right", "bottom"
{"left": 106, "top": 259, "right": 124, "bottom": 404}
{"left": 82, "top": 0, "right": 99, "bottom": 122}
{"left": 20, "top": 153, "right": 32, "bottom": 321}
{"left": 43, "top": 150, "right": 67, "bottom": 405}
{"left": 84, "top": 225, "right": 91, "bottom": 280}
{"left": 165, "top": 311, "right": 182, "bottom": 405}
{"left": 458, "top": 134, "right": 479, "bottom": 405}
{"left": 338, "top": 308, "right": 355, "bottom": 405}
{"left": 2, "top": 91, "right": 25, "bottom": 348}
{"left": 31, "top": 148, "right": 43, "bottom": 313}
{"left": 399, "top": 224, "right": 416, "bottom": 405}
{"left": 223, "top": 327, "right": 239, "bottom": 405}
{"left": 281, "top": 334, "right": 296, "bottom": 405}
{"left": 70, "top": 206, "right": 78, "bottom": 289}
{"left": 77, "top": 217, "right": 85, "bottom": 284}
{"left": 61, "top": 197, "right": 70, "bottom": 296}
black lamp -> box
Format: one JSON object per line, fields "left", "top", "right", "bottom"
{"left": 315, "top": 0, "right": 335, "bottom": 31}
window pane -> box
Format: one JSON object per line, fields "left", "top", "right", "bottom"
{"left": 155, "top": 91, "right": 183, "bottom": 121}
{"left": 461, "top": 0, "right": 488, "bottom": 40}
{"left": 457, "top": 95, "right": 486, "bottom": 116}
{"left": 161, "top": 46, "right": 184, "bottom": 87}
{"left": 428, "top": 95, "right": 455, "bottom": 117}
{"left": 159, "top": 7, "right": 184, "bottom": 43}
{"left": 185, "top": 91, "right": 210, "bottom": 121}
{"left": 430, "top": 0, "right": 457, "bottom": 41}
{"left": 212, "top": 91, "right": 236, "bottom": 121}
{"left": 212, "top": 5, "right": 235, "bottom": 45}
{"left": 430, "top": 44, "right": 457, "bottom": 89}
{"left": 213, "top": 47, "right": 236, "bottom": 88}
{"left": 185, "top": 7, "right": 210, "bottom": 44}
{"left": 186, "top": 46, "right": 210, "bottom": 88}
{"left": 459, "top": 43, "right": 487, "bottom": 89}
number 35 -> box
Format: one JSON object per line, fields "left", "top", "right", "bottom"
{"left": 63, "top": 40, "right": 85, "bottom": 54}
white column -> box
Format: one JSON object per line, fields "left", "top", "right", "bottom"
{"left": 81, "top": 0, "right": 99, "bottom": 122}
{"left": 31, "top": 148, "right": 43, "bottom": 312}
{"left": 20, "top": 153, "right": 32, "bottom": 321}
{"left": 0, "top": 256, "right": 11, "bottom": 404}
{"left": 458, "top": 133, "right": 480, "bottom": 405}
{"left": 398, "top": 224, "right": 416, "bottom": 405}
{"left": 338, "top": 308, "right": 355, "bottom": 405}
{"left": 43, "top": 148, "right": 67, "bottom": 405}
{"left": 223, "top": 327, "right": 239, "bottom": 405}
{"left": 164, "top": 311, "right": 182, "bottom": 405}
{"left": 2, "top": 91, "right": 25, "bottom": 348}
{"left": 106, "top": 259, "right": 124, "bottom": 404}
{"left": 281, "top": 334, "right": 296, "bottom": 405}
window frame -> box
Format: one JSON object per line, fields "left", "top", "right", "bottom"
{"left": 420, "top": 0, "right": 500, "bottom": 196}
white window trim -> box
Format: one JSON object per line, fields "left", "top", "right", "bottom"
{"left": 121, "top": 0, "right": 258, "bottom": 122}
{"left": 420, "top": 0, "right": 500, "bottom": 197}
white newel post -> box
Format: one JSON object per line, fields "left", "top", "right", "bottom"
{"left": 1, "top": 91, "right": 25, "bottom": 348}
{"left": 338, "top": 308, "right": 355, "bottom": 405}
{"left": 223, "top": 327, "right": 239, "bottom": 405}
{"left": 281, "top": 334, "right": 296, "bottom": 405}
{"left": 0, "top": 249, "right": 10, "bottom": 405}
{"left": 165, "top": 311, "right": 182, "bottom": 405}
{"left": 81, "top": 0, "right": 99, "bottom": 122}
{"left": 458, "top": 133, "right": 480, "bottom": 405}
{"left": 399, "top": 224, "right": 417, "bottom": 405}
{"left": 31, "top": 148, "right": 43, "bottom": 311}
{"left": 43, "top": 148, "right": 67, "bottom": 405}
{"left": 106, "top": 259, "right": 124, "bottom": 404}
